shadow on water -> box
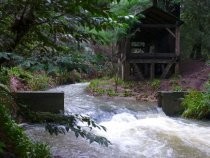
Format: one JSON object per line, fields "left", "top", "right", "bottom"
{"left": 26, "top": 83, "right": 210, "bottom": 158}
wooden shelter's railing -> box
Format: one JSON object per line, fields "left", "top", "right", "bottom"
{"left": 127, "top": 52, "right": 177, "bottom": 59}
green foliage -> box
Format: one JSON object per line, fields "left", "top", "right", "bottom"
{"left": 89, "top": 0, "right": 150, "bottom": 46}
{"left": 0, "top": 66, "right": 55, "bottom": 90}
{"left": 0, "top": 0, "right": 123, "bottom": 53}
{"left": 123, "top": 89, "right": 132, "bottom": 97}
{"left": 41, "top": 113, "right": 111, "bottom": 146}
{"left": 7, "top": 66, "right": 32, "bottom": 79}
{"left": 0, "top": 141, "right": 5, "bottom": 154}
{"left": 0, "top": 67, "right": 10, "bottom": 84}
{"left": 0, "top": 84, "right": 51, "bottom": 157}
{"left": 170, "top": 79, "right": 183, "bottom": 91}
{"left": 106, "top": 88, "right": 118, "bottom": 96}
{"left": 111, "top": 0, "right": 150, "bottom": 16}
{"left": 88, "top": 77, "right": 132, "bottom": 96}
{"left": 17, "top": 52, "right": 108, "bottom": 80}
{"left": 23, "top": 108, "right": 111, "bottom": 147}
{"left": 0, "top": 52, "right": 23, "bottom": 66}
{"left": 181, "top": 0, "right": 210, "bottom": 59}
{"left": 88, "top": 79, "right": 107, "bottom": 95}
{"left": 28, "top": 72, "right": 54, "bottom": 90}
{"left": 151, "top": 79, "right": 161, "bottom": 90}
{"left": 1, "top": 48, "right": 111, "bottom": 86}
{"left": 182, "top": 90, "right": 210, "bottom": 119}
{"left": 0, "top": 105, "right": 51, "bottom": 157}
{"left": 172, "top": 85, "right": 183, "bottom": 92}
{"left": 1, "top": 82, "right": 111, "bottom": 157}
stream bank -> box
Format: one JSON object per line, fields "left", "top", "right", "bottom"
{"left": 87, "top": 60, "right": 210, "bottom": 103}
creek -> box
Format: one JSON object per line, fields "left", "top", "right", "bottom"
{"left": 26, "top": 83, "right": 210, "bottom": 158}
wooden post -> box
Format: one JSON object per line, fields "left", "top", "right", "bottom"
{"left": 153, "top": 0, "right": 158, "bottom": 7}
{"left": 124, "top": 38, "right": 130, "bottom": 80}
{"left": 175, "top": 27, "right": 180, "bottom": 75}
{"left": 133, "top": 63, "right": 144, "bottom": 80}
{"left": 145, "top": 63, "right": 149, "bottom": 77}
{"left": 150, "top": 63, "right": 155, "bottom": 80}
{"left": 123, "top": 62, "right": 130, "bottom": 80}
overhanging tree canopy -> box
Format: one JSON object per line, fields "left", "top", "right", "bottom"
{"left": 0, "top": 0, "right": 125, "bottom": 53}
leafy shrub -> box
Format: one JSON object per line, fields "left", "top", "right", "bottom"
{"left": 0, "top": 66, "right": 55, "bottom": 90}
{"left": 124, "top": 90, "right": 132, "bottom": 97}
{"left": 0, "top": 84, "right": 51, "bottom": 157}
{"left": 0, "top": 141, "right": 5, "bottom": 155}
{"left": 0, "top": 67, "right": 9, "bottom": 84}
{"left": 88, "top": 79, "right": 104, "bottom": 95}
{"left": 151, "top": 79, "right": 161, "bottom": 89}
{"left": 7, "top": 66, "right": 32, "bottom": 79}
{"left": 28, "top": 72, "right": 55, "bottom": 90}
{"left": 172, "top": 85, "right": 183, "bottom": 92}
{"left": 106, "top": 88, "right": 117, "bottom": 96}
{"left": 0, "top": 66, "right": 33, "bottom": 86}
{"left": 88, "top": 78, "right": 132, "bottom": 96}
{"left": 182, "top": 90, "right": 210, "bottom": 119}
{"left": 0, "top": 52, "right": 23, "bottom": 66}
{"left": 0, "top": 104, "right": 51, "bottom": 158}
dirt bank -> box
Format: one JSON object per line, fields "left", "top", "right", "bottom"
{"left": 136, "top": 60, "right": 210, "bottom": 102}
{"left": 88, "top": 60, "right": 210, "bottom": 103}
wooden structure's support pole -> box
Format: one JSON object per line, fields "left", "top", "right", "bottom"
{"left": 175, "top": 27, "right": 180, "bottom": 56}
{"left": 123, "top": 62, "right": 130, "bottom": 80}
{"left": 133, "top": 63, "right": 144, "bottom": 80}
{"left": 124, "top": 38, "right": 130, "bottom": 80}
{"left": 175, "top": 27, "right": 180, "bottom": 74}
{"left": 150, "top": 63, "right": 155, "bottom": 79}
{"left": 153, "top": 0, "right": 158, "bottom": 7}
{"left": 145, "top": 64, "right": 149, "bottom": 77}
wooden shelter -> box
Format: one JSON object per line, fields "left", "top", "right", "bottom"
{"left": 118, "top": 5, "right": 183, "bottom": 80}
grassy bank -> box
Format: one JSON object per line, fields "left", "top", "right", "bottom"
{"left": 87, "top": 76, "right": 210, "bottom": 120}
{"left": 87, "top": 77, "right": 159, "bottom": 102}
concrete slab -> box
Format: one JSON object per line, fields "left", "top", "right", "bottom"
{"left": 157, "top": 91, "right": 188, "bottom": 116}
{"left": 13, "top": 91, "right": 64, "bottom": 114}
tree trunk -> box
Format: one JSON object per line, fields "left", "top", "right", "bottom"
{"left": 190, "top": 43, "right": 202, "bottom": 59}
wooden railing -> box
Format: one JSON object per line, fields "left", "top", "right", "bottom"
{"left": 128, "top": 53, "right": 177, "bottom": 59}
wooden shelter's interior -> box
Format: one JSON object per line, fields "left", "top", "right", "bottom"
{"left": 119, "top": 0, "right": 183, "bottom": 80}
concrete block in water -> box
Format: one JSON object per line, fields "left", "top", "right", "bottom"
{"left": 13, "top": 91, "right": 64, "bottom": 114}
{"left": 157, "top": 91, "right": 188, "bottom": 116}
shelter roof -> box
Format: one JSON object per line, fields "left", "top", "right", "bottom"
{"left": 140, "top": 6, "right": 183, "bottom": 26}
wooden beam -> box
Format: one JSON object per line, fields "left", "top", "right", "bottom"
{"left": 166, "top": 28, "right": 175, "bottom": 38}
{"left": 128, "top": 53, "right": 177, "bottom": 58}
{"left": 129, "top": 59, "right": 177, "bottom": 64}
{"left": 139, "top": 24, "right": 176, "bottom": 28}
{"left": 133, "top": 63, "right": 144, "bottom": 80}
{"left": 161, "top": 63, "right": 173, "bottom": 79}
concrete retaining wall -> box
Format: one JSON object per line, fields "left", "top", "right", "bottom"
{"left": 13, "top": 91, "right": 64, "bottom": 114}
{"left": 157, "top": 91, "right": 188, "bottom": 116}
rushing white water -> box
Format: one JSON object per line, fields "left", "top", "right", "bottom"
{"left": 26, "top": 83, "right": 210, "bottom": 158}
